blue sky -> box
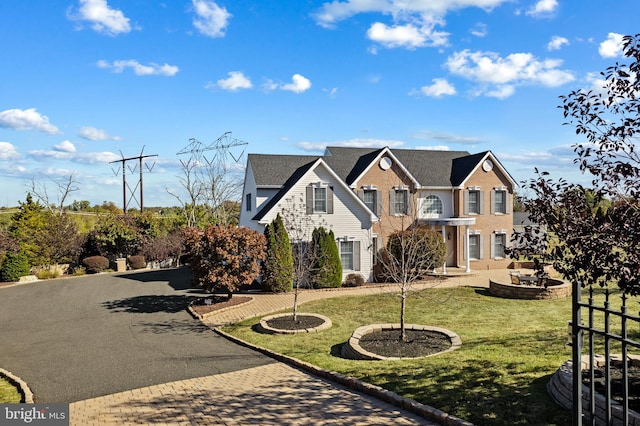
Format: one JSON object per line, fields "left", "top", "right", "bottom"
{"left": 0, "top": 0, "right": 637, "bottom": 208}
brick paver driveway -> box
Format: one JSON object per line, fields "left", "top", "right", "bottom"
{"left": 0, "top": 268, "right": 274, "bottom": 403}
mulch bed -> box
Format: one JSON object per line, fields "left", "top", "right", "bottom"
{"left": 358, "top": 329, "right": 452, "bottom": 358}
{"left": 264, "top": 314, "right": 326, "bottom": 330}
{"left": 583, "top": 364, "right": 640, "bottom": 413}
{"left": 190, "top": 296, "right": 252, "bottom": 317}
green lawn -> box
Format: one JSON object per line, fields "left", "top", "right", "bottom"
{"left": 223, "top": 286, "right": 635, "bottom": 425}
{"left": 0, "top": 377, "right": 21, "bottom": 403}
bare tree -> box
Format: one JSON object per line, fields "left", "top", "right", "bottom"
{"left": 28, "top": 174, "right": 79, "bottom": 216}
{"left": 377, "top": 219, "right": 446, "bottom": 341}
{"left": 171, "top": 133, "right": 247, "bottom": 227}
{"left": 279, "top": 196, "right": 329, "bottom": 321}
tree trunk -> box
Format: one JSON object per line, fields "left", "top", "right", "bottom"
{"left": 293, "top": 281, "right": 299, "bottom": 322}
{"left": 401, "top": 283, "right": 407, "bottom": 342}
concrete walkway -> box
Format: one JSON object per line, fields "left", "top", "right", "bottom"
{"left": 69, "top": 268, "right": 517, "bottom": 425}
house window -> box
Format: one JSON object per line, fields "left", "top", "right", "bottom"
{"left": 492, "top": 233, "right": 507, "bottom": 259}
{"left": 394, "top": 189, "right": 408, "bottom": 215}
{"left": 491, "top": 189, "right": 509, "bottom": 215}
{"left": 423, "top": 195, "right": 443, "bottom": 215}
{"left": 469, "top": 235, "right": 481, "bottom": 260}
{"left": 314, "top": 187, "right": 327, "bottom": 213}
{"left": 245, "top": 193, "right": 251, "bottom": 211}
{"left": 306, "top": 184, "right": 333, "bottom": 214}
{"left": 340, "top": 241, "right": 354, "bottom": 270}
{"left": 363, "top": 190, "right": 376, "bottom": 213}
{"left": 339, "top": 240, "right": 360, "bottom": 271}
{"left": 468, "top": 190, "right": 480, "bottom": 214}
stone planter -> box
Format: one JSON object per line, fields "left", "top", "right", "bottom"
{"left": 258, "top": 313, "right": 332, "bottom": 334}
{"left": 342, "top": 323, "right": 462, "bottom": 361}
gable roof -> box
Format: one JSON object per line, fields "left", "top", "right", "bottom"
{"left": 252, "top": 157, "right": 378, "bottom": 224}
{"left": 325, "top": 146, "right": 472, "bottom": 187}
{"left": 248, "top": 153, "right": 320, "bottom": 187}
{"left": 455, "top": 151, "right": 517, "bottom": 189}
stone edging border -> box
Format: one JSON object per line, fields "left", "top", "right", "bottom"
{"left": 343, "top": 324, "right": 462, "bottom": 361}
{"left": 547, "top": 355, "right": 640, "bottom": 425}
{"left": 212, "top": 327, "right": 474, "bottom": 426}
{"left": 187, "top": 297, "right": 254, "bottom": 321}
{"left": 258, "top": 313, "right": 332, "bottom": 334}
{"left": 0, "top": 368, "right": 34, "bottom": 403}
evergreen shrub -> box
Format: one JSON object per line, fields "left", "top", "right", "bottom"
{"left": 82, "top": 255, "right": 109, "bottom": 273}
{"left": 310, "top": 227, "right": 342, "bottom": 288}
{"left": 128, "top": 255, "right": 147, "bottom": 270}
{"left": 261, "top": 214, "right": 294, "bottom": 292}
{"left": 0, "top": 250, "right": 30, "bottom": 282}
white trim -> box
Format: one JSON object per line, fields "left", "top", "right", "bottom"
{"left": 348, "top": 147, "right": 422, "bottom": 189}
{"left": 257, "top": 158, "right": 379, "bottom": 225}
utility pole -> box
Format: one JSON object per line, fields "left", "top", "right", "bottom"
{"left": 110, "top": 147, "right": 157, "bottom": 214}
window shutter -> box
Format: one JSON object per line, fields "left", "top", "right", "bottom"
{"left": 479, "top": 191, "right": 485, "bottom": 214}
{"left": 306, "top": 185, "right": 313, "bottom": 214}
{"left": 376, "top": 190, "right": 382, "bottom": 215}
{"left": 490, "top": 190, "right": 495, "bottom": 215}
{"left": 389, "top": 191, "right": 395, "bottom": 215}
{"left": 353, "top": 241, "right": 360, "bottom": 271}
{"left": 357, "top": 189, "right": 364, "bottom": 200}
{"left": 406, "top": 191, "right": 412, "bottom": 215}
{"left": 463, "top": 191, "right": 469, "bottom": 215}
{"left": 327, "top": 186, "right": 334, "bottom": 214}
{"left": 490, "top": 234, "right": 496, "bottom": 259}
{"left": 479, "top": 235, "right": 485, "bottom": 259}
{"left": 506, "top": 193, "right": 511, "bottom": 214}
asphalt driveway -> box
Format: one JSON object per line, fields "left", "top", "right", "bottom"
{"left": 0, "top": 268, "right": 274, "bottom": 403}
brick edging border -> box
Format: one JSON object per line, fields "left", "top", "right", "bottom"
{"left": 0, "top": 368, "right": 34, "bottom": 403}
{"left": 213, "top": 327, "right": 474, "bottom": 426}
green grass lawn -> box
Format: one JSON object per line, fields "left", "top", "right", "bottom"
{"left": 0, "top": 377, "right": 21, "bottom": 403}
{"left": 223, "top": 286, "right": 638, "bottom": 425}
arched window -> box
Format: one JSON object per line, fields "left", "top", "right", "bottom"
{"left": 423, "top": 195, "right": 443, "bottom": 215}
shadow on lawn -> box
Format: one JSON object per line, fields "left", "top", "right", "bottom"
{"left": 366, "top": 359, "right": 570, "bottom": 426}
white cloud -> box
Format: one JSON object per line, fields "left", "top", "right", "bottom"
{"left": 599, "top": 33, "right": 624, "bottom": 58}
{"left": 28, "top": 149, "right": 120, "bottom": 164}
{"left": 411, "top": 130, "right": 483, "bottom": 145}
{"left": 192, "top": 0, "right": 231, "bottom": 38}
{"left": 313, "top": 0, "right": 508, "bottom": 29}
{"left": 0, "top": 142, "right": 20, "bottom": 160}
{"left": 445, "top": 49, "right": 574, "bottom": 97}
{"left": 69, "top": 0, "right": 131, "bottom": 36}
{"left": 413, "top": 78, "right": 456, "bottom": 97}
{"left": 54, "top": 141, "right": 77, "bottom": 153}
{"left": 415, "top": 145, "right": 450, "bottom": 151}
{"left": 313, "top": 0, "right": 508, "bottom": 49}
{"left": 469, "top": 22, "right": 487, "bottom": 37}
{"left": 366, "top": 20, "right": 449, "bottom": 49}
{"left": 79, "top": 126, "right": 120, "bottom": 141}
{"left": 280, "top": 74, "right": 312, "bottom": 93}
{"left": 0, "top": 108, "right": 61, "bottom": 134}
{"left": 97, "top": 59, "right": 179, "bottom": 76}
{"left": 296, "top": 138, "right": 405, "bottom": 152}
{"left": 526, "top": 0, "right": 558, "bottom": 17}
{"left": 547, "top": 35, "right": 569, "bottom": 51}
{"left": 215, "top": 71, "right": 253, "bottom": 91}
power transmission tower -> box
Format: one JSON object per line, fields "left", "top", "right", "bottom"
{"left": 175, "top": 131, "right": 248, "bottom": 225}
{"left": 110, "top": 147, "right": 158, "bottom": 214}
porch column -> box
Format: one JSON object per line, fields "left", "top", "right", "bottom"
{"left": 441, "top": 225, "right": 447, "bottom": 275}
{"left": 465, "top": 224, "right": 471, "bottom": 273}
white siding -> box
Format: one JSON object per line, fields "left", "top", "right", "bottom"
{"left": 258, "top": 163, "right": 374, "bottom": 281}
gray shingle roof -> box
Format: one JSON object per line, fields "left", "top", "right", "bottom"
{"left": 249, "top": 153, "right": 320, "bottom": 187}
{"left": 249, "top": 147, "right": 502, "bottom": 191}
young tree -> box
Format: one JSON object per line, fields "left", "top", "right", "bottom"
{"left": 9, "top": 194, "right": 50, "bottom": 267}
{"left": 28, "top": 173, "right": 79, "bottom": 215}
{"left": 183, "top": 225, "right": 265, "bottom": 297}
{"left": 261, "top": 214, "right": 294, "bottom": 293}
{"left": 378, "top": 225, "right": 446, "bottom": 341}
{"left": 511, "top": 33, "right": 640, "bottom": 295}
{"left": 279, "top": 196, "right": 329, "bottom": 321}
{"left": 309, "top": 227, "right": 342, "bottom": 288}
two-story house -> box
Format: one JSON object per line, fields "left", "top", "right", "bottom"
{"left": 239, "top": 146, "right": 516, "bottom": 281}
